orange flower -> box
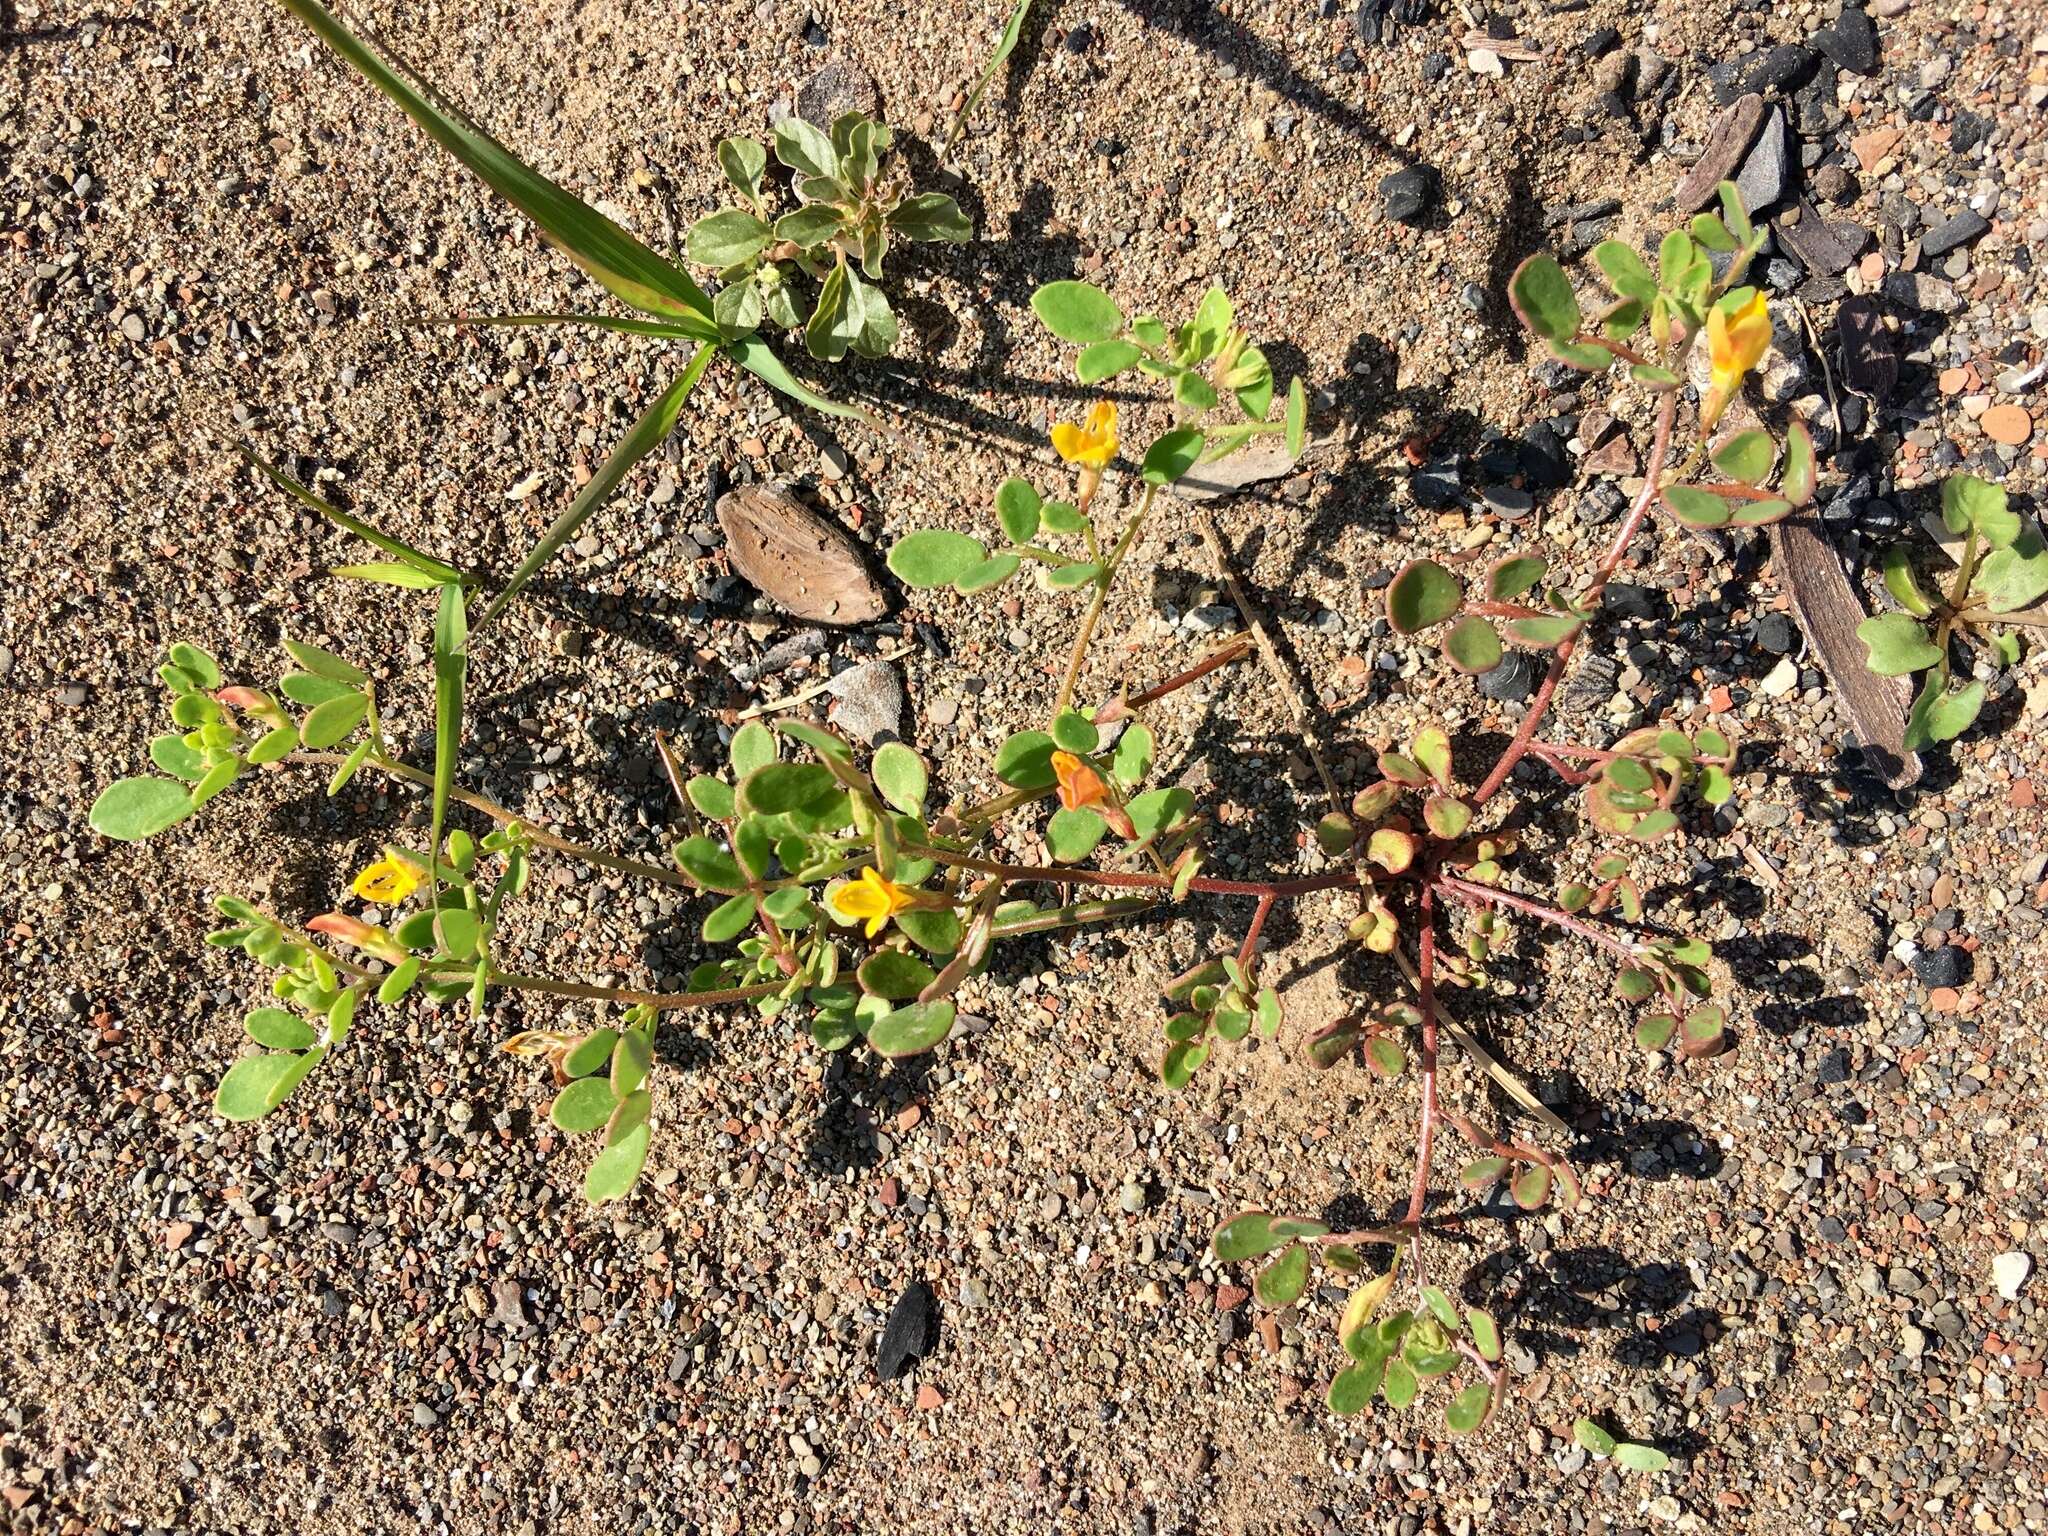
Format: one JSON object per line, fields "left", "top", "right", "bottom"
{"left": 1051, "top": 750, "right": 1106, "bottom": 811}
{"left": 1050, "top": 402, "right": 1118, "bottom": 470}
{"left": 307, "top": 911, "right": 407, "bottom": 965}
{"left": 1052, "top": 750, "right": 1135, "bottom": 839}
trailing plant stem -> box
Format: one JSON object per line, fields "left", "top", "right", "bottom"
{"left": 917, "top": 845, "right": 1360, "bottom": 900}
{"left": 1053, "top": 483, "right": 1160, "bottom": 720}
{"left": 1472, "top": 393, "right": 1678, "bottom": 804}
{"left": 1404, "top": 882, "right": 1440, "bottom": 1229}
{"left": 293, "top": 751, "right": 691, "bottom": 889}
{"left": 1436, "top": 874, "right": 1644, "bottom": 962}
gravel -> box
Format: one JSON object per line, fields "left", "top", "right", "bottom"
{"left": 6, "top": 1, "right": 2046, "bottom": 1533}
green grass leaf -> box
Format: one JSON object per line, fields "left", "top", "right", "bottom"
{"left": 428, "top": 583, "right": 468, "bottom": 920}
{"left": 944, "top": 0, "right": 1034, "bottom": 153}
{"left": 274, "top": 0, "right": 715, "bottom": 332}
{"left": 473, "top": 345, "right": 714, "bottom": 634}
{"left": 725, "top": 333, "right": 869, "bottom": 421}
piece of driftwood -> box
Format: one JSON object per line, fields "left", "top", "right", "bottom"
{"left": 1771, "top": 516, "right": 1922, "bottom": 788}
{"left": 715, "top": 484, "right": 889, "bottom": 626}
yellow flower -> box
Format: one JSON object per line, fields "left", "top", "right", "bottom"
{"left": 830, "top": 867, "right": 915, "bottom": 938}
{"left": 1050, "top": 402, "right": 1118, "bottom": 470}
{"left": 351, "top": 855, "right": 422, "bottom": 904}
{"left": 1706, "top": 290, "right": 1771, "bottom": 397}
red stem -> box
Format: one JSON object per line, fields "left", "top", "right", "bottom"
{"left": 1403, "top": 882, "right": 1439, "bottom": 1227}
{"left": 1435, "top": 874, "right": 1643, "bottom": 963}
{"left": 1238, "top": 892, "right": 1275, "bottom": 971}
{"left": 918, "top": 846, "right": 1361, "bottom": 900}
{"left": 1094, "top": 636, "right": 1252, "bottom": 724}
{"left": 1471, "top": 394, "right": 1678, "bottom": 804}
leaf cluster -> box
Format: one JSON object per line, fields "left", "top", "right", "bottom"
{"left": 688, "top": 114, "right": 970, "bottom": 360}
{"left": 1859, "top": 474, "right": 2044, "bottom": 751}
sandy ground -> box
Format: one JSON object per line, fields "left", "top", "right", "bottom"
{"left": 5, "top": 0, "right": 2047, "bottom": 1532}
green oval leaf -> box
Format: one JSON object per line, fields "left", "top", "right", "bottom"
{"left": 956, "top": 553, "right": 1021, "bottom": 594}
{"left": 89, "top": 777, "right": 193, "bottom": 841}
{"left": 994, "top": 729, "right": 1057, "bottom": 788}
{"left": 1614, "top": 1442, "right": 1671, "bottom": 1474}
{"left": 685, "top": 207, "right": 773, "bottom": 267}
{"left": 1856, "top": 613, "right": 1942, "bottom": 677}
{"left": 300, "top": 690, "right": 369, "bottom": 749}
{"left": 866, "top": 999, "right": 957, "bottom": 1058}
{"left": 888, "top": 530, "right": 988, "bottom": 588}
{"left": 1254, "top": 1244, "right": 1310, "bottom": 1307}
{"left": 674, "top": 835, "right": 746, "bottom": 893}
{"left": 1710, "top": 429, "right": 1776, "bottom": 485}
{"left": 1387, "top": 560, "right": 1462, "bottom": 634}
{"left": 886, "top": 191, "right": 972, "bottom": 243}
{"left": 245, "top": 1007, "right": 317, "bottom": 1050}
{"left": 856, "top": 948, "right": 939, "bottom": 1001}
{"left": 584, "top": 1119, "right": 652, "bottom": 1202}
{"left": 563, "top": 1027, "right": 618, "bottom": 1078}
{"left": 702, "top": 890, "right": 758, "bottom": 943}
{"left": 1508, "top": 254, "right": 1581, "bottom": 342}
{"left": 551, "top": 1075, "right": 618, "bottom": 1134}
{"left": 1141, "top": 427, "right": 1205, "bottom": 487}
{"left": 1442, "top": 615, "right": 1502, "bottom": 674}
{"left": 1445, "top": 1381, "right": 1492, "bottom": 1435}
{"left": 1049, "top": 710, "right": 1099, "bottom": 754}
{"left": 1574, "top": 1418, "right": 1619, "bottom": 1457}
{"left": 215, "top": 1050, "right": 319, "bottom": 1121}
{"left": 1046, "top": 807, "right": 1107, "bottom": 862}
{"left": 994, "top": 477, "right": 1041, "bottom": 543}
{"left": 1212, "top": 1211, "right": 1283, "bottom": 1261}
{"left": 1076, "top": 339, "right": 1142, "bottom": 383}
{"left": 1161, "top": 1038, "right": 1209, "bottom": 1088}
{"left": 1031, "top": 280, "right": 1124, "bottom": 344}
{"left": 1663, "top": 486, "right": 1732, "bottom": 527}
{"left": 1487, "top": 554, "right": 1546, "bottom": 601}
{"left": 871, "top": 742, "right": 927, "bottom": 814}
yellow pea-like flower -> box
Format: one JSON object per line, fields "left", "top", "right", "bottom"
{"left": 1702, "top": 290, "right": 1772, "bottom": 431}
{"left": 830, "top": 866, "right": 915, "bottom": 938}
{"left": 351, "top": 855, "right": 423, "bottom": 904}
{"left": 1050, "top": 402, "right": 1118, "bottom": 470}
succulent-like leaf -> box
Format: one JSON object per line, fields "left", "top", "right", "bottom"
{"left": 1508, "top": 254, "right": 1580, "bottom": 342}
{"left": 1387, "top": 560, "right": 1462, "bottom": 634}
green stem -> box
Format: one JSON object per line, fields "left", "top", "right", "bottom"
{"left": 1052, "top": 482, "right": 1160, "bottom": 720}
{"left": 448, "top": 968, "right": 784, "bottom": 1011}
{"left": 986, "top": 895, "right": 1158, "bottom": 937}
{"left": 292, "top": 751, "right": 691, "bottom": 889}
{"left": 1948, "top": 529, "right": 1981, "bottom": 610}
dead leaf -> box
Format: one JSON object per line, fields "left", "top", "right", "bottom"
{"left": 716, "top": 484, "right": 889, "bottom": 626}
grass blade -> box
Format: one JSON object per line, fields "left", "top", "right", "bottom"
{"left": 274, "top": 0, "right": 717, "bottom": 335}
{"left": 429, "top": 581, "right": 468, "bottom": 911}
{"left": 399, "top": 312, "right": 699, "bottom": 337}
{"left": 727, "top": 334, "right": 871, "bottom": 422}
{"left": 471, "top": 343, "right": 717, "bottom": 635}
{"left": 240, "top": 444, "right": 468, "bottom": 584}
{"left": 943, "top": 0, "right": 1034, "bottom": 155}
